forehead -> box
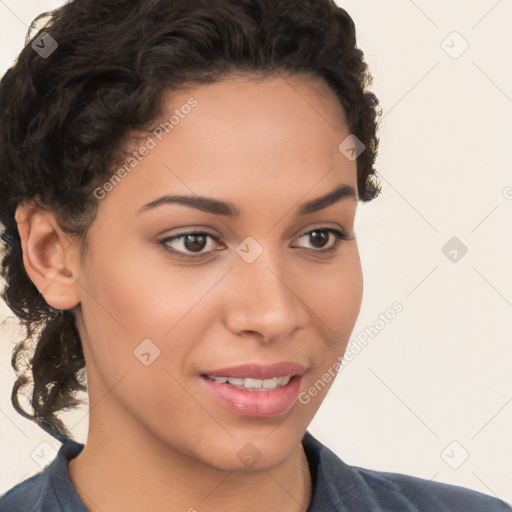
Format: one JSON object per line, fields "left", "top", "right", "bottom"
{"left": 96, "top": 73, "right": 356, "bottom": 218}
{"left": 165, "top": 72, "right": 349, "bottom": 141}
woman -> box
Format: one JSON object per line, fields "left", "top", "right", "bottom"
{"left": 0, "top": 0, "right": 509, "bottom": 510}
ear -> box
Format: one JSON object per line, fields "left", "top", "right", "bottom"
{"left": 14, "top": 200, "right": 81, "bottom": 310}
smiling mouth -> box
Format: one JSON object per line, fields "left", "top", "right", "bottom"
{"left": 198, "top": 361, "right": 306, "bottom": 416}
{"left": 199, "top": 362, "right": 305, "bottom": 417}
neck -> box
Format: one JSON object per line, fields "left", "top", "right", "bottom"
{"left": 68, "top": 408, "right": 312, "bottom": 512}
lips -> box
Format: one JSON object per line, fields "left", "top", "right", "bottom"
{"left": 201, "top": 362, "right": 306, "bottom": 380}
{"left": 199, "top": 362, "right": 307, "bottom": 418}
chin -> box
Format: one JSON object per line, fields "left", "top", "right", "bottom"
{"left": 193, "top": 428, "right": 304, "bottom": 473}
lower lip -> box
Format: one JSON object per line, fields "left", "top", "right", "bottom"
{"left": 200, "top": 375, "right": 304, "bottom": 418}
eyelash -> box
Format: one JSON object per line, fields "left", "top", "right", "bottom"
{"left": 158, "top": 227, "right": 352, "bottom": 259}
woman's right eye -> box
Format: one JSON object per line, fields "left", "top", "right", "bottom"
{"left": 158, "top": 232, "right": 222, "bottom": 258}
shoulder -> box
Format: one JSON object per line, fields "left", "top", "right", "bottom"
{"left": 302, "top": 431, "right": 511, "bottom": 511}
{"left": 0, "top": 471, "right": 46, "bottom": 512}
{"left": 355, "top": 466, "right": 512, "bottom": 511}
{"left": 0, "top": 440, "right": 85, "bottom": 512}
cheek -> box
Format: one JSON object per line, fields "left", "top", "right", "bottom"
{"left": 291, "top": 260, "right": 362, "bottom": 414}
{"left": 76, "top": 246, "right": 217, "bottom": 428}
{"left": 82, "top": 240, "right": 215, "bottom": 338}
{"left": 306, "top": 249, "right": 363, "bottom": 338}
{"left": 77, "top": 237, "right": 230, "bottom": 386}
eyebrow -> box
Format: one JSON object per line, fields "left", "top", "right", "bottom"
{"left": 138, "top": 183, "right": 357, "bottom": 217}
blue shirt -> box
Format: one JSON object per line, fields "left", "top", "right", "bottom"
{"left": 0, "top": 431, "right": 510, "bottom": 511}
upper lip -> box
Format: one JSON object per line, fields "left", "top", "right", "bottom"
{"left": 202, "top": 362, "right": 306, "bottom": 380}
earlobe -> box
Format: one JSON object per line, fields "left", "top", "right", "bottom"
{"left": 15, "top": 201, "right": 81, "bottom": 311}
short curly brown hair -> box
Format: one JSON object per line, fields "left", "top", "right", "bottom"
{"left": 0, "top": 0, "right": 381, "bottom": 443}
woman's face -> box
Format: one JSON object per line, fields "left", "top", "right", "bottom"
{"left": 72, "top": 73, "right": 363, "bottom": 470}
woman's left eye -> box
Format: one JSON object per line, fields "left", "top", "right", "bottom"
{"left": 294, "top": 228, "right": 352, "bottom": 253}
{"left": 158, "top": 228, "right": 351, "bottom": 259}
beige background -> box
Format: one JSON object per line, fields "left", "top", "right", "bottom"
{"left": 0, "top": 0, "right": 511, "bottom": 504}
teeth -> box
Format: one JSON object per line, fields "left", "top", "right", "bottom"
{"left": 244, "top": 378, "right": 262, "bottom": 389}
{"left": 226, "top": 377, "right": 244, "bottom": 386}
{"left": 208, "top": 375, "right": 292, "bottom": 391}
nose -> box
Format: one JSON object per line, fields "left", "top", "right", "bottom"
{"left": 223, "top": 245, "right": 309, "bottom": 343}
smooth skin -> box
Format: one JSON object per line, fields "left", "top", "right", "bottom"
{"left": 15, "top": 72, "right": 363, "bottom": 512}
